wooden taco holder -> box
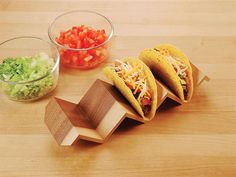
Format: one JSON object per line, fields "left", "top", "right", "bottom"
{"left": 45, "top": 63, "right": 209, "bottom": 146}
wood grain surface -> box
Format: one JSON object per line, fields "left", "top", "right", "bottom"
{"left": 0, "top": 0, "right": 236, "bottom": 176}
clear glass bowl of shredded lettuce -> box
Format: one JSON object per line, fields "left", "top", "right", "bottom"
{"left": 0, "top": 37, "right": 60, "bottom": 101}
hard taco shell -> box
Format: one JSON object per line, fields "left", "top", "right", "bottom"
{"left": 103, "top": 57, "right": 158, "bottom": 119}
{"left": 139, "top": 44, "right": 193, "bottom": 102}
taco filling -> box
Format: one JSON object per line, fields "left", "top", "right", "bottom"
{"left": 113, "top": 60, "right": 153, "bottom": 115}
{"left": 153, "top": 48, "right": 189, "bottom": 100}
{"left": 166, "top": 55, "right": 188, "bottom": 99}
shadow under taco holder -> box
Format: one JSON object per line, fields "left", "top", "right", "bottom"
{"left": 44, "top": 63, "right": 209, "bottom": 146}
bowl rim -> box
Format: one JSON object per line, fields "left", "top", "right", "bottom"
{"left": 0, "top": 36, "right": 60, "bottom": 85}
{"left": 48, "top": 10, "right": 114, "bottom": 51}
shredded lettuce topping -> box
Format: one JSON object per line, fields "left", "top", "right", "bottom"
{"left": 165, "top": 55, "right": 188, "bottom": 98}
{"left": 0, "top": 52, "right": 55, "bottom": 100}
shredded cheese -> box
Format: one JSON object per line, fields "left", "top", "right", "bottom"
{"left": 165, "top": 55, "right": 188, "bottom": 76}
{"left": 164, "top": 55, "right": 188, "bottom": 98}
{"left": 114, "top": 59, "right": 151, "bottom": 105}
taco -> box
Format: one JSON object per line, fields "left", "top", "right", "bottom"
{"left": 103, "top": 57, "right": 158, "bottom": 119}
{"left": 139, "top": 44, "right": 193, "bottom": 102}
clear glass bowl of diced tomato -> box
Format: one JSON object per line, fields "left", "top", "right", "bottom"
{"left": 48, "top": 10, "right": 114, "bottom": 69}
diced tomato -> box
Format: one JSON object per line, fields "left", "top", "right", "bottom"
{"left": 56, "top": 25, "right": 108, "bottom": 69}
{"left": 76, "top": 41, "right": 81, "bottom": 48}
{"left": 72, "top": 26, "right": 78, "bottom": 34}
{"left": 88, "top": 49, "right": 96, "bottom": 56}
{"left": 72, "top": 56, "right": 78, "bottom": 63}
{"left": 126, "top": 83, "right": 133, "bottom": 89}
{"left": 185, "top": 71, "right": 188, "bottom": 77}
{"left": 141, "top": 98, "right": 151, "bottom": 106}
{"left": 68, "top": 43, "right": 76, "bottom": 48}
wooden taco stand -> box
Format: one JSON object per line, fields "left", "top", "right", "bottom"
{"left": 45, "top": 63, "right": 209, "bottom": 145}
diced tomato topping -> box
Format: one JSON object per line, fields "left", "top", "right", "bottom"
{"left": 126, "top": 83, "right": 133, "bottom": 89}
{"left": 56, "top": 25, "right": 108, "bottom": 69}
{"left": 141, "top": 98, "right": 151, "bottom": 106}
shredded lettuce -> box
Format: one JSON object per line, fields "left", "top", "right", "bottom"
{"left": 0, "top": 52, "right": 55, "bottom": 100}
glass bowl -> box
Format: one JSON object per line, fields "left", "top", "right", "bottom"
{"left": 48, "top": 10, "right": 114, "bottom": 69}
{"left": 0, "top": 37, "right": 60, "bottom": 101}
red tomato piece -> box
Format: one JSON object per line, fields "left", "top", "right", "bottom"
{"left": 56, "top": 25, "right": 108, "bottom": 69}
{"left": 141, "top": 98, "right": 151, "bottom": 106}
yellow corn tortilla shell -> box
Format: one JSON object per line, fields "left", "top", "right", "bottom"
{"left": 103, "top": 57, "right": 158, "bottom": 119}
{"left": 139, "top": 44, "right": 193, "bottom": 102}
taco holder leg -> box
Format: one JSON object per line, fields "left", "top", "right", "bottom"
{"left": 44, "top": 63, "right": 209, "bottom": 145}
{"left": 45, "top": 79, "right": 145, "bottom": 145}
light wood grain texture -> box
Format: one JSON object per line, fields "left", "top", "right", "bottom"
{"left": 0, "top": 0, "right": 236, "bottom": 177}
